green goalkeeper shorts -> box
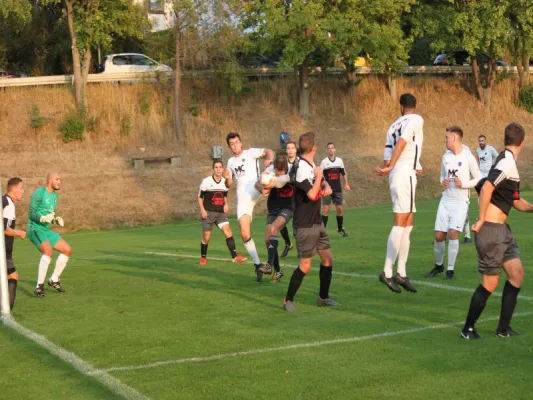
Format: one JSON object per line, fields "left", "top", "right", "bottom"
{"left": 28, "top": 229, "right": 62, "bottom": 249}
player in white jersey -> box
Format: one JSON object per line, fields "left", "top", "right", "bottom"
{"left": 426, "top": 126, "right": 481, "bottom": 280}
{"left": 476, "top": 134, "right": 499, "bottom": 178}
{"left": 224, "top": 132, "right": 274, "bottom": 281}
{"left": 375, "top": 93, "right": 423, "bottom": 293}
{"left": 460, "top": 143, "right": 474, "bottom": 244}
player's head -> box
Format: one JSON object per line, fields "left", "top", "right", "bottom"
{"left": 47, "top": 171, "right": 61, "bottom": 191}
{"left": 327, "top": 142, "right": 336, "bottom": 157}
{"left": 7, "top": 177, "right": 24, "bottom": 201}
{"left": 286, "top": 141, "right": 297, "bottom": 159}
{"left": 212, "top": 159, "right": 224, "bottom": 177}
{"left": 226, "top": 132, "right": 242, "bottom": 155}
{"left": 399, "top": 93, "right": 416, "bottom": 115}
{"left": 299, "top": 132, "right": 316, "bottom": 156}
{"left": 273, "top": 153, "right": 288, "bottom": 176}
{"left": 445, "top": 126, "right": 463, "bottom": 151}
{"left": 478, "top": 134, "right": 487, "bottom": 149}
{"left": 504, "top": 122, "right": 526, "bottom": 149}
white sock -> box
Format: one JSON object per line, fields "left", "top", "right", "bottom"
{"left": 397, "top": 226, "right": 413, "bottom": 277}
{"left": 244, "top": 238, "right": 261, "bottom": 265}
{"left": 36, "top": 255, "right": 51, "bottom": 286}
{"left": 384, "top": 226, "right": 405, "bottom": 278}
{"left": 448, "top": 239, "right": 459, "bottom": 271}
{"left": 434, "top": 240, "right": 445, "bottom": 266}
{"left": 51, "top": 254, "right": 69, "bottom": 282}
{"left": 464, "top": 215, "right": 471, "bottom": 239}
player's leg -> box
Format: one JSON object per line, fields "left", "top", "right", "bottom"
{"left": 265, "top": 215, "right": 288, "bottom": 275}
{"left": 49, "top": 236, "right": 72, "bottom": 292}
{"left": 200, "top": 215, "right": 213, "bottom": 265}
{"left": 28, "top": 230, "right": 53, "bottom": 297}
{"left": 261, "top": 222, "right": 274, "bottom": 274}
{"left": 463, "top": 212, "right": 472, "bottom": 243}
{"left": 316, "top": 225, "right": 340, "bottom": 306}
{"left": 394, "top": 212, "right": 417, "bottom": 292}
{"left": 427, "top": 200, "right": 448, "bottom": 277}
{"left": 218, "top": 213, "right": 246, "bottom": 263}
{"left": 237, "top": 194, "right": 263, "bottom": 274}
{"left": 279, "top": 226, "right": 293, "bottom": 257}
{"left": 322, "top": 197, "right": 331, "bottom": 227}
{"left": 6, "top": 257, "right": 18, "bottom": 310}
{"left": 445, "top": 228, "right": 461, "bottom": 279}
{"left": 335, "top": 194, "right": 348, "bottom": 237}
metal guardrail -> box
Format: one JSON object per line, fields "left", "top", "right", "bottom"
{"left": 0, "top": 65, "right": 531, "bottom": 88}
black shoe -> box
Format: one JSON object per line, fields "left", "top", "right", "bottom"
{"left": 254, "top": 264, "right": 264, "bottom": 282}
{"left": 394, "top": 273, "right": 417, "bottom": 293}
{"left": 34, "top": 284, "right": 46, "bottom": 297}
{"left": 338, "top": 229, "right": 349, "bottom": 237}
{"left": 259, "top": 263, "right": 272, "bottom": 274}
{"left": 378, "top": 271, "right": 401, "bottom": 293}
{"left": 280, "top": 244, "right": 293, "bottom": 258}
{"left": 425, "top": 264, "right": 444, "bottom": 278}
{"left": 464, "top": 237, "right": 472, "bottom": 244}
{"left": 461, "top": 327, "right": 481, "bottom": 340}
{"left": 496, "top": 327, "right": 521, "bottom": 337}
{"left": 445, "top": 270, "right": 454, "bottom": 280}
{"left": 48, "top": 279, "right": 65, "bottom": 293}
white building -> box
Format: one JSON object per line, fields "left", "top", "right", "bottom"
{"left": 136, "top": 0, "right": 176, "bottom": 32}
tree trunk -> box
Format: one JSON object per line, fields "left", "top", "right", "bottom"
{"left": 521, "top": 45, "right": 529, "bottom": 88}
{"left": 387, "top": 74, "right": 397, "bottom": 99}
{"left": 174, "top": 29, "right": 183, "bottom": 142}
{"left": 471, "top": 57, "right": 485, "bottom": 104}
{"left": 299, "top": 58, "right": 310, "bottom": 120}
{"left": 64, "top": 0, "right": 84, "bottom": 111}
{"left": 344, "top": 61, "right": 357, "bottom": 100}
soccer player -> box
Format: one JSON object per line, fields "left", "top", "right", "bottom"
{"left": 283, "top": 132, "right": 339, "bottom": 312}
{"left": 224, "top": 132, "right": 274, "bottom": 281}
{"left": 461, "top": 122, "right": 531, "bottom": 339}
{"left": 3, "top": 178, "right": 26, "bottom": 310}
{"left": 27, "top": 171, "right": 72, "bottom": 297}
{"left": 426, "top": 126, "right": 481, "bottom": 280}
{"left": 279, "top": 140, "right": 299, "bottom": 258}
{"left": 375, "top": 93, "right": 423, "bottom": 293}
{"left": 320, "top": 142, "right": 350, "bottom": 237}
{"left": 198, "top": 160, "right": 247, "bottom": 266}
{"left": 476, "top": 134, "right": 499, "bottom": 178}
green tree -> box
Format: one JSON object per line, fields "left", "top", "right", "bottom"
{"left": 0, "top": 0, "right": 31, "bottom": 22}
{"left": 507, "top": 0, "right": 533, "bottom": 89}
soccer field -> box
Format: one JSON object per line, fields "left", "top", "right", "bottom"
{"left": 1, "top": 196, "right": 532, "bottom": 400}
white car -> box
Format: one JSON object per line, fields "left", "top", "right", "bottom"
{"left": 97, "top": 53, "right": 172, "bottom": 74}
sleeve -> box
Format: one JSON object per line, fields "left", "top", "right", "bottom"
{"left": 249, "top": 148, "right": 265, "bottom": 159}
{"left": 486, "top": 156, "right": 514, "bottom": 189}
{"left": 2, "top": 196, "right": 8, "bottom": 230}
{"left": 28, "top": 188, "right": 45, "bottom": 223}
{"left": 439, "top": 156, "right": 446, "bottom": 184}
{"left": 491, "top": 147, "right": 499, "bottom": 163}
{"left": 462, "top": 153, "right": 482, "bottom": 189}
{"left": 319, "top": 158, "right": 326, "bottom": 169}
{"left": 273, "top": 174, "right": 290, "bottom": 188}
{"left": 295, "top": 164, "right": 313, "bottom": 193}
{"left": 339, "top": 159, "right": 346, "bottom": 175}
{"left": 226, "top": 159, "right": 235, "bottom": 179}
{"left": 383, "top": 131, "right": 393, "bottom": 161}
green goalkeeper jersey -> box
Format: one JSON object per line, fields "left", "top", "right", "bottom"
{"left": 27, "top": 186, "right": 58, "bottom": 232}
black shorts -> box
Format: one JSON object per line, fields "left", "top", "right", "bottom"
{"left": 266, "top": 208, "right": 294, "bottom": 225}
{"left": 295, "top": 224, "right": 331, "bottom": 259}
{"left": 322, "top": 192, "right": 343, "bottom": 206}
{"left": 475, "top": 222, "right": 520, "bottom": 275}
{"left": 201, "top": 211, "right": 229, "bottom": 232}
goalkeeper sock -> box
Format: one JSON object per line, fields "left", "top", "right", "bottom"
{"left": 50, "top": 254, "right": 69, "bottom": 282}
{"left": 201, "top": 241, "right": 208, "bottom": 258}
{"left": 37, "top": 255, "right": 51, "bottom": 286}
{"left": 225, "top": 237, "right": 237, "bottom": 258}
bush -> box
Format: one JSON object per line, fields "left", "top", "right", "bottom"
{"left": 517, "top": 84, "right": 533, "bottom": 113}
{"left": 60, "top": 112, "right": 85, "bottom": 142}
{"left": 139, "top": 86, "right": 151, "bottom": 115}
{"left": 30, "top": 104, "right": 47, "bottom": 132}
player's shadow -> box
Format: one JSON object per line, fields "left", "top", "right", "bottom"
{"left": 16, "top": 280, "right": 40, "bottom": 298}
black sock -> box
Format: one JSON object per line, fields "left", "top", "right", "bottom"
{"left": 225, "top": 237, "right": 238, "bottom": 258}
{"left": 322, "top": 215, "right": 328, "bottom": 227}
{"left": 337, "top": 216, "right": 344, "bottom": 231}
{"left": 319, "top": 264, "right": 333, "bottom": 299}
{"left": 285, "top": 267, "right": 306, "bottom": 302}
{"left": 273, "top": 252, "right": 280, "bottom": 272}
{"left": 497, "top": 280, "right": 521, "bottom": 332}
{"left": 464, "top": 284, "right": 492, "bottom": 330}
{"left": 8, "top": 279, "right": 17, "bottom": 310}
{"left": 280, "top": 226, "right": 291, "bottom": 246}
{"left": 201, "top": 242, "right": 208, "bottom": 257}
{"left": 268, "top": 236, "right": 279, "bottom": 265}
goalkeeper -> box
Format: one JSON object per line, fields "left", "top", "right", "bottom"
{"left": 27, "top": 171, "right": 72, "bottom": 297}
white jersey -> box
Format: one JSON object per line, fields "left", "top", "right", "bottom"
{"left": 440, "top": 149, "right": 481, "bottom": 203}
{"left": 383, "top": 113, "right": 424, "bottom": 176}
{"left": 226, "top": 148, "right": 264, "bottom": 192}
{"left": 476, "top": 145, "right": 499, "bottom": 177}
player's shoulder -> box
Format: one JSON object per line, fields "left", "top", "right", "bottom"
{"left": 2, "top": 195, "right": 9, "bottom": 208}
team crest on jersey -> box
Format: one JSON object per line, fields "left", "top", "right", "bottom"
{"left": 458, "top": 162, "right": 462, "bottom": 166}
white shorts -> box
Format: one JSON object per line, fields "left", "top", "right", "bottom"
{"left": 389, "top": 173, "right": 417, "bottom": 213}
{"left": 236, "top": 188, "right": 261, "bottom": 220}
{"left": 435, "top": 201, "right": 469, "bottom": 233}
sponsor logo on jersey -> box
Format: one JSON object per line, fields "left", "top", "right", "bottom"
{"left": 448, "top": 169, "right": 458, "bottom": 178}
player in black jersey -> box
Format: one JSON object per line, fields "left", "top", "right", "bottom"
{"left": 3, "top": 177, "right": 26, "bottom": 310}
{"left": 280, "top": 141, "right": 299, "bottom": 258}
{"left": 283, "top": 132, "right": 339, "bottom": 312}
{"left": 462, "top": 123, "right": 532, "bottom": 339}
{"left": 198, "top": 160, "right": 247, "bottom": 266}
{"left": 255, "top": 154, "right": 294, "bottom": 282}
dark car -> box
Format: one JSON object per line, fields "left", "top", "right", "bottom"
{"left": 433, "top": 51, "right": 509, "bottom": 67}
{"left": 0, "top": 68, "right": 23, "bottom": 78}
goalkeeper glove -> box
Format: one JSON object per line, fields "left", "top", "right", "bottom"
{"left": 53, "top": 216, "right": 64, "bottom": 227}
{"left": 39, "top": 212, "right": 55, "bottom": 224}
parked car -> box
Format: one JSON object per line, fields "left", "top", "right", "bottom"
{"left": 96, "top": 53, "right": 172, "bottom": 74}
{"left": 433, "top": 50, "right": 509, "bottom": 67}
{"left": 0, "top": 68, "right": 23, "bottom": 78}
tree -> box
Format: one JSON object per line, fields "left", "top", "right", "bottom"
{"left": 0, "top": 0, "right": 31, "bottom": 22}
{"left": 507, "top": 0, "right": 533, "bottom": 89}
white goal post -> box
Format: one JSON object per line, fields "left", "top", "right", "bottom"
{"left": 0, "top": 183, "right": 11, "bottom": 316}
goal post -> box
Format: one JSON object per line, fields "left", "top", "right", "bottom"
{"left": 0, "top": 182, "right": 11, "bottom": 317}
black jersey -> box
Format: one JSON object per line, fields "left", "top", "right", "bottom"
{"left": 198, "top": 175, "right": 229, "bottom": 213}
{"left": 294, "top": 158, "right": 322, "bottom": 228}
{"left": 2, "top": 195, "right": 15, "bottom": 258}
{"left": 320, "top": 156, "right": 346, "bottom": 193}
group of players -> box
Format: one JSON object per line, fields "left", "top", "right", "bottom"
{"left": 3, "top": 171, "right": 72, "bottom": 310}
{"left": 197, "top": 92, "right": 530, "bottom": 339}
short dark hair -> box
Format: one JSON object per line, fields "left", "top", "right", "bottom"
{"left": 504, "top": 122, "right": 525, "bottom": 146}
{"left": 7, "top": 177, "right": 22, "bottom": 192}
{"left": 286, "top": 140, "right": 297, "bottom": 149}
{"left": 446, "top": 125, "right": 464, "bottom": 138}
{"left": 478, "top": 134, "right": 486, "bottom": 140}
{"left": 299, "top": 132, "right": 315, "bottom": 155}
{"left": 399, "top": 93, "right": 417, "bottom": 109}
{"left": 327, "top": 142, "right": 335, "bottom": 148}
{"left": 212, "top": 159, "right": 223, "bottom": 169}
{"left": 226, "top": 132, "right": 241, "bottom": 145}
{"left": 273, "top": 153, "right": 288, "bottom": 173}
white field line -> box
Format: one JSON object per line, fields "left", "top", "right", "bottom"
{"left": 94, "top": 312, "right": 533, "bottom": 374}
{"left": 144, "top": 252, "right": 533, "bottom": 301}
{"left": 2, "top": 316, "right": 147, "bottom": 400}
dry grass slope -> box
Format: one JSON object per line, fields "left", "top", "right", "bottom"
{"left": 2, "top": 75, "right": 533, "bottom": 231}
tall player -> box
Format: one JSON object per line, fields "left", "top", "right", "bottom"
{"left": 198, "top": 160, "right": 247, "bottom": 266}
{"left": 426, "top": 127, "right": 481, "bottom": 280}
{"left": 224, "top": 132, "right": 274, "bottom": 281}
{"left": 375, "top": 93, "right": 423, "bottom": 294}
{"left": 27, "top": 171, "right": 72, "bottom": 297}
{"left": 280, "top": 140, "right": 299, "bottom": 258}
{"left": 320, "top": 143, "right": 350, "bottom": 237}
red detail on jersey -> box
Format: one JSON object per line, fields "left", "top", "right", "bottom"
{"left": 211, "top": 192, "right": 225, "bottom": 206}
{"left": 278, "top": 184, "right": 294, "bottom": 198}
{"left": 513, "top": 191, "right": 521, "bottom": 200}
{"left": 327, "top": 169, "right": 340, "bottom": 181}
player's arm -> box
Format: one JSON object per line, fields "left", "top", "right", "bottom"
{"left": 197, "top": 184, "right": 208, "bottom": 219}
{"left": 339, "top": 159, "right": 350, "bottom": 190}
{"left": 457, "top": 154, "right": 482, "bottom": 188}
{"left": 262, "top": 149, "right": 274, "bottom": 167}
{"left": 28, "top": 188, "right": 54, "bottom": 224}
{"left": 383, "top": 132, "right": 393, "bottom": 166}
{"left": 3, "top": 210, "right": 26, "bottom": 239}
{"left": 491, "top": 147, "right": 499, "bottom": 165}
{"left": 376, "top": 138, "right": 407, "bottom": 176}
{"left": 273, "top": 174, "right": 290, "bottom": 189}
{"left": 440, "top": 156, "right": 450, "bottom": 187}
{"left": 513, "top": 198, "right": 533, "bottom": 212}
{"left": 296, "top": 166, "right": 323, "bottom": 201}
{"left": 223, "top": 192, "right": 229, "bottom": 214}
